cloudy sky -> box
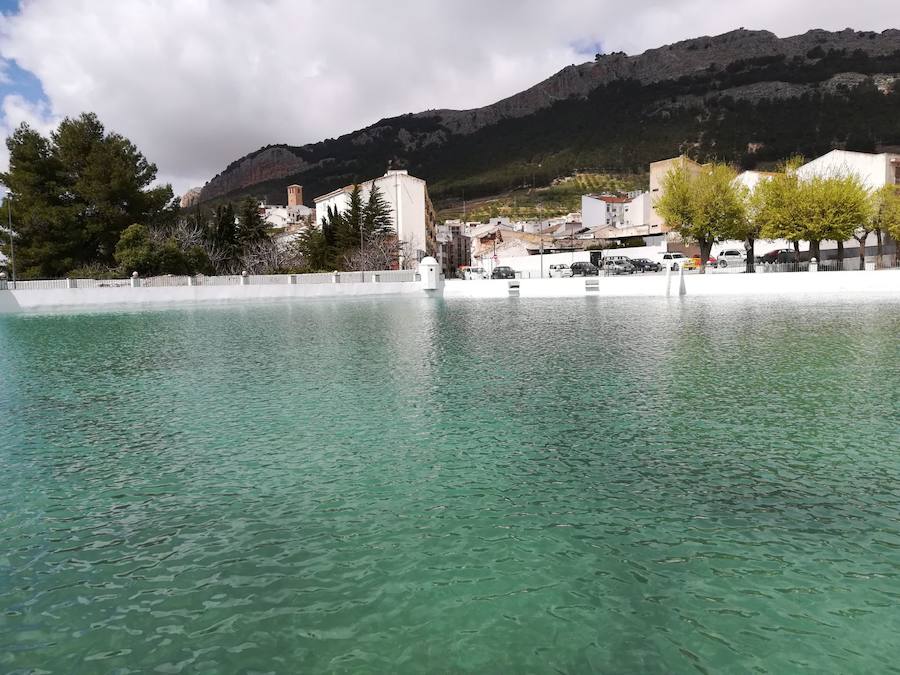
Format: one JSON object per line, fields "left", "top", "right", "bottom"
{"left": 0, "top": 0, "right": 896, "bottom": 195}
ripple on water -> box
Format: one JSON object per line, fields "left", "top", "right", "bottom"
{"left": 0, "top": 296, "right": 899, "bottom": 673}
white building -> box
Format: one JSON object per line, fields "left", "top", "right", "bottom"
{"left": 623, "top": 192, "right": 651, "bottom": 228}
{"left": 581, "top": 194, "right": 631, "bottom": 229}
{"left": 734, "top": 170, "right": 778, "bottom": 193}
{"left": 261, "top": 204, "right": 313, "bottom": 230}
{"left": 796, "top": 150, "right": 900, "bottom": 190}
{"left": 259, "top": 184, "right": 312, "bottom": 230}
{"left": 314, "top": 170, "right": 436, "bottom": 263}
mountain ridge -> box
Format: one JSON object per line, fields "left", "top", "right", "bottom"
{"left": 195, "top": 28, "right": 900, "bottom": 208}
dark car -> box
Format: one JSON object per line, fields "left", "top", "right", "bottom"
{"left": 760, "top": 249, "right": 799, "bottom": 264}
{"left": 630, "top": 258, "right": 661, "bottom": 273}
{"left": 491, "top": 266, "right": 516, "bottom": 279}
{"left": 569, "top": 261, "right": 600, "bottom": 276}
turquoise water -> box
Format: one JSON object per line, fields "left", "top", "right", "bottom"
{"left": 1, "top": 296, "right": 899, "bottom": 673}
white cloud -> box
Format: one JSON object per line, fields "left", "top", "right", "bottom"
{"left": 0, "top": 93, "right": 60, "bottom": 196}
{"left": 0, "top": 0, "right": 896, "bottom": 195}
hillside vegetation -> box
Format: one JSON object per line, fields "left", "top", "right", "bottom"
{"left": 435, "top": 173, "right": 646, "bottom": 221}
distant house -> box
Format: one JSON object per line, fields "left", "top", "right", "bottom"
{"left": 734, "top": 170, "right": 778, "bottom": 192}
{"left": 581, "top": 194, "right": 630, "bottom": 229}
{"left": 435, "top": 220, "right": 471, "bottom": 277}
{"left": 796, "top": 150, "right": 900, "bottom": 189}
{"left": 260, "top": 184, "right": 313, "bottom": 230}
{"left": 314, "top": 170, "right": 437, "bottom": 265}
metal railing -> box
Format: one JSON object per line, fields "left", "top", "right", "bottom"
{"left": 461, "top": 255, "right": 900, "bottom": 280}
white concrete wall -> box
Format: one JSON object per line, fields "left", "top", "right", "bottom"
{"left": 494, "top": 242, "right": 669, "bottom": 277}
{"left": 444, "top": 270, "right": 900, "bottom": 299}
{"left": 1, "top": 281, "right": 422, "bottom": 313}
{"left": 4, "top": 269, "right": 897, "bottom": 313}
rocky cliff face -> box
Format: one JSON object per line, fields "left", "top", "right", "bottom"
{"left": 201, "top": 146, "right": 311, "bottom": 202}
{"left": 425, "top": 28, "right": 900, "bottom": 133}
{"left": 198, "top": 28, "right": 900, "bottom": 204}
{"left": 179, "top": 187, "right": 202, "bottom": 209}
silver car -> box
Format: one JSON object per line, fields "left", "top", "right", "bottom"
{"left": 548, "top": 264, "right": 574, "bottom": 278}
{"left": 716, "top": 249, "right": 747, "bottom": 268}
{"left": 603, "top": 261, "right": 632, "bottom": 275}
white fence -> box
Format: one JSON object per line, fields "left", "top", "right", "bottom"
{"left": 3, "top": 269, "right": 419, "bottom": 290}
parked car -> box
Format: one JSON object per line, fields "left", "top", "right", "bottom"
{"left": 491, "top": 266, "right": 516, "bottom": 279}
{"left": 689, "top": 255, "right": 717, "bottom": 268}
{"left": 569, "top": 261, "right": 600, "bottom": 276}
{"left": 716, "top": 249, "right": 747, "bottom": 268}
{"left": 459, "top": 266, "right": 488, "bottom": 280}
{"left": 548, "top": 263, "right": 573, "bottom": 278}
{"left": 760, "top": 249, "right": 799, "bottom": 264}
{"left": 659, "top": 252, "right": 690, "bottom": 270}
{"left": 603, "top": 260, "right": 632, "bottom": 275}
{"left": 602, "top": 255, "right": 636, "bottom": 273}
{"left": 630, "top": 258, "right": 661, "bottom": 273}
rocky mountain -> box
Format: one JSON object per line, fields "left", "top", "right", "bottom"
{"left": 196, "top": 28, "right": 900, "bottom": 208}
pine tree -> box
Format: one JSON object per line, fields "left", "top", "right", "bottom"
{"left": 0, "top": 113, "right": 174, "bottom": 278}
{"left": 363, "top": 184, "right": 394, "bottom": 237}
{"left": 338, "top": 184, "right": 364, "bottom": 251}
{"left": 236, "top": 196, "right": 268, "bottom": 248}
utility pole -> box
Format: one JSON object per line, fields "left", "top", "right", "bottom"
{"left": 6, "top": 194, "right": 15, "bottom": 285}
{"left": 539, "top": 203, "right": 544, "bottom": 279}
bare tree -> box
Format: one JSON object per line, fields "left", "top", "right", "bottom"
{"left": 239, "top": 237, "right": 303, "bottom": 274}
{"left": 341, "top": 234, "right": 404, "bottom": 271}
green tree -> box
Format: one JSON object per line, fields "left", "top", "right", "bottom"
{"left": 756, "top": 158, "right": 807, "bottom": 257}
{"left": 236, "top": 197, "right": 268, "bottom": 249}
{"left": 869, "top": 185, "right": 900, "bottom": 267}
{"left": 113, "top": 222, "right": 210, "bottom": 276}
{"left": 655, "top": 162, "right": 745, "bottom": 273}
{"left": 114, "top": 223, "right": 158, "bottom": 275}
{"left": 795, "top": 174, "right": 870, "bottom": 262}
{"left": 338, "top": 185, "right": 364, "bottom": 251}
{"left": 295, "top": 225, "right": 331, "bottom": 271}
{"left": 0, "top": 113, "right": 175, "bottom": 278}
{"left": 363, "top": 184, "right": 394, "bottom": 236}
{"left": 723, "top": 180, "right": 758, "bottom": 272}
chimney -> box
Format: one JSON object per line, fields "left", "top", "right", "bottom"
{"left": 287, "top": 184, "right": 303, "bottom": 207}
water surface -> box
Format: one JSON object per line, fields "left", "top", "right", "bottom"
{"left": 1, "top": 296, "right": 899, "bottom": 673}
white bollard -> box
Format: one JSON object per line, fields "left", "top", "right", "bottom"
{"left": 678, "top": 265, "right": 686, "bottom": 296}
{"left": 240, "top": 271, "right": 249, "bottom": 285}
{"left": 130, "top": 271, "right": 140, "bottom": 288}
{"left": 665, "top": 264, "right": 672, "bottom": 297}
{"left": 0, "top": 272, "right": 7, "bottom": 291}
{"left": 809, "top": 258, "right": 818, "bottom": 273}
{"left": 372, "top": 273, "right": 380, "bottom": 283}
{"left": 187, "top": 276, "right": 195, "bottom": 287}
{"left": 332, "top": 270, "right": 340, "bottom": 284}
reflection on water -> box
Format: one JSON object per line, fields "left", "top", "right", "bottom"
{"left": 1, "top": 296, "right": 899, "bottom": 672}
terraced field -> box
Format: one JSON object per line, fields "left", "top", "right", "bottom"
{"left": 435, "top": 173, "right": 646, "bottom": 222}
